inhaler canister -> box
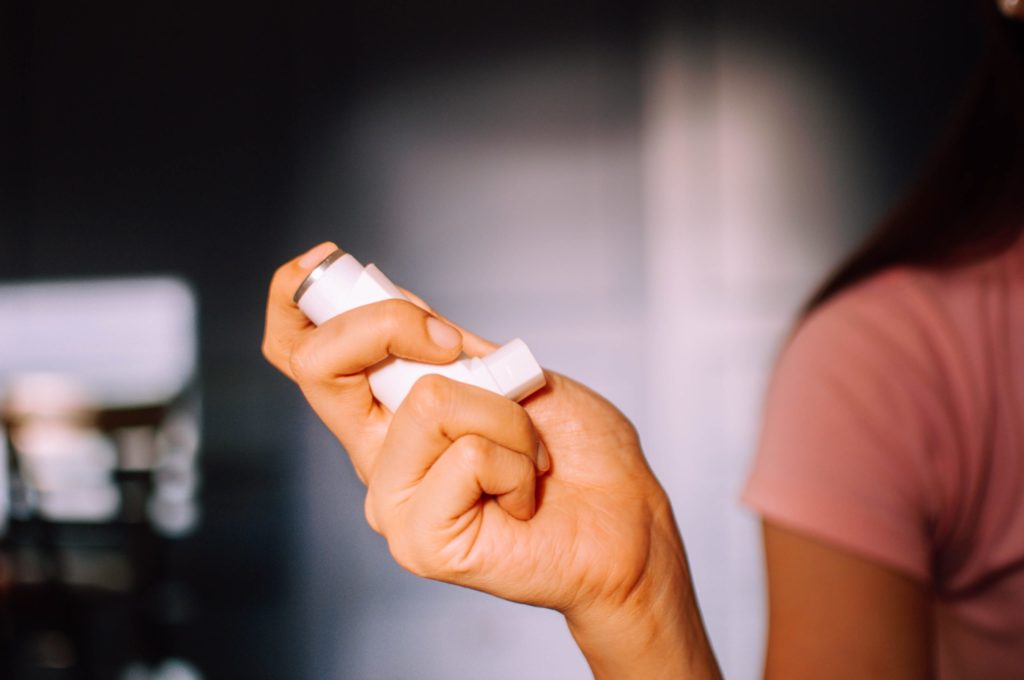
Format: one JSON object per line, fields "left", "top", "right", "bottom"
{"left": 292, "top": 249, "right": 546, "bottom": 412}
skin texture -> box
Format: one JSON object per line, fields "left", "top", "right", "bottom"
{"left": 763, "top": 523, "right": 931, "bottom": 680}
{"left": 264, "top": 242, "right": 932, "bottom": 678}
{"left": 263, "top": 243, "right": 721, "bottom": 679}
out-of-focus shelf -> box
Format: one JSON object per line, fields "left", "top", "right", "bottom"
{"left": 0, "top": 449, "right": 298, "bottom": 680}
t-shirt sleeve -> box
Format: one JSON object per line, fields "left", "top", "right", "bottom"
{"left": 743, "top": 273, "right": 952, "bottom": 583}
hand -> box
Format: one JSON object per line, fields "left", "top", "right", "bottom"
{"left": 263, "top": 243, "right": 721, "bottom": 679}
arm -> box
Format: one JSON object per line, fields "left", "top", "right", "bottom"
{"left": 763, "top": 521, "right": 932, "bottom": 680}
{"left": 745, "top": 274, "right": 953, "bottom": 679}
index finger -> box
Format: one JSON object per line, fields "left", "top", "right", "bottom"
{"left": 261, "top": 241, "right": 338, "bottom": 379}
{"left": 371, "top": 374, "right": 539, "bottom": 494}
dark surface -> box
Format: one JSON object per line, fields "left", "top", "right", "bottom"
{"left": 0, "top": 450, "right": 291, "bottom": 679}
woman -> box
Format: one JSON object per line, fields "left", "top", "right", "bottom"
{"left": 262, "top": 1, "right": 1024, "bottom": 677}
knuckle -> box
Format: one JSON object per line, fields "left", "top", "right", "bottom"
{"left": 261, "top": 339, "right": 288, "bottom": 376}
{"left": 269, "top": 262, "right": 293, "bottom": 294}
{"left": 378, "top": 297, "right": 413, "bottom": 316}
{"left": 406, "top": 373, "right": 452, "bottom": 415}
{"left": 375, "top": 298, "right": 416, "bottom": 333}
{"left": 288, "top": 335, "right": 321, "bottom": 383}
{"left": 455, "top": 435, "right": 490, "bottom": 469}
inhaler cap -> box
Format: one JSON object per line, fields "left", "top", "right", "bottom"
{"left": 482, "top": 338, "right": 546, "bottom": 402}
{"left": 293, "top": 250, "right": 367, "bottom": 325}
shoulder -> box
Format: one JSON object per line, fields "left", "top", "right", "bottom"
{"left": 746, "top": 265, "right": 971, "bottom": 581}
{"left": 795, "top": 235, "right": 1024, "bottom": 365}
{"left": 746, "top": 239, "right": 1023, "bottom": 579}
{"left": 775, "top": 266, "right": 955, "bottom": 426}
{"left": 780, "top": 246, "right": 1014, "bottom": 430}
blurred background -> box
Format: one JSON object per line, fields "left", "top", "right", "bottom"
{"left": 1, "top": 1, "right": 984, "bottom": 678}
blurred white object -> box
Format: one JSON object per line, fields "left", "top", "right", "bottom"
{"left": 147, "top": 496, "right": 200, "bottom": 538}
{"left": 153, "top": 659, "right": 203, "bottom": 680}
{"left": 0, "top": 277, "right": 199, "bottom": 532}
{"left": 0, "top": 278, "right": 196, "bottom": 408}
{"left": 120, "top": 658, "right": 203, "bottom": 680}
{"left": 6, "top": 373, "right": 119, "bottom": 522}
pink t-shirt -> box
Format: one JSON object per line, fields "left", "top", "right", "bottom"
{"left": 743, "top": 237, "right": 1024, "bottom": 678}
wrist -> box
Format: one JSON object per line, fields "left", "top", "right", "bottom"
{"left": 565, "top": 500, "right": 722, "bottom": 680}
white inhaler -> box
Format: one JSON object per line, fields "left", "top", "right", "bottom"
{"left": 293, "top": 249, "right": 547, "bottom": 412}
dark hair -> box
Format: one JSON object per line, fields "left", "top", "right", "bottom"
{"left": 805, "top": 3, "right": 1024, "bottom": 312}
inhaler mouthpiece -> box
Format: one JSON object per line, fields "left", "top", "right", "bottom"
{"left": 293, "top": 249, "right": 546, "bottom": 412}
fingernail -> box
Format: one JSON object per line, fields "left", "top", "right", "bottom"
{"left": 426, "top": 316, "right": 462, "bottom": 349}
{"left": 297, "top": 242, "right": 338, "bottom": 269}
{"left": 536, "top": 442, "right": 550, "bottom": 472}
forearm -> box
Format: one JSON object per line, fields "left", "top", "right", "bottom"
{"left": 566, "top": 509, "right": 723, "bottom": 680}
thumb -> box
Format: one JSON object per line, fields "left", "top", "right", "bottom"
{"left": 399, "top": 287, "right": 499, "bottom": 358}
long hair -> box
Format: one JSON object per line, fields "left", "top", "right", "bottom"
{"left": 805, "top": 3, "right": 1024, "bottom": 313}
